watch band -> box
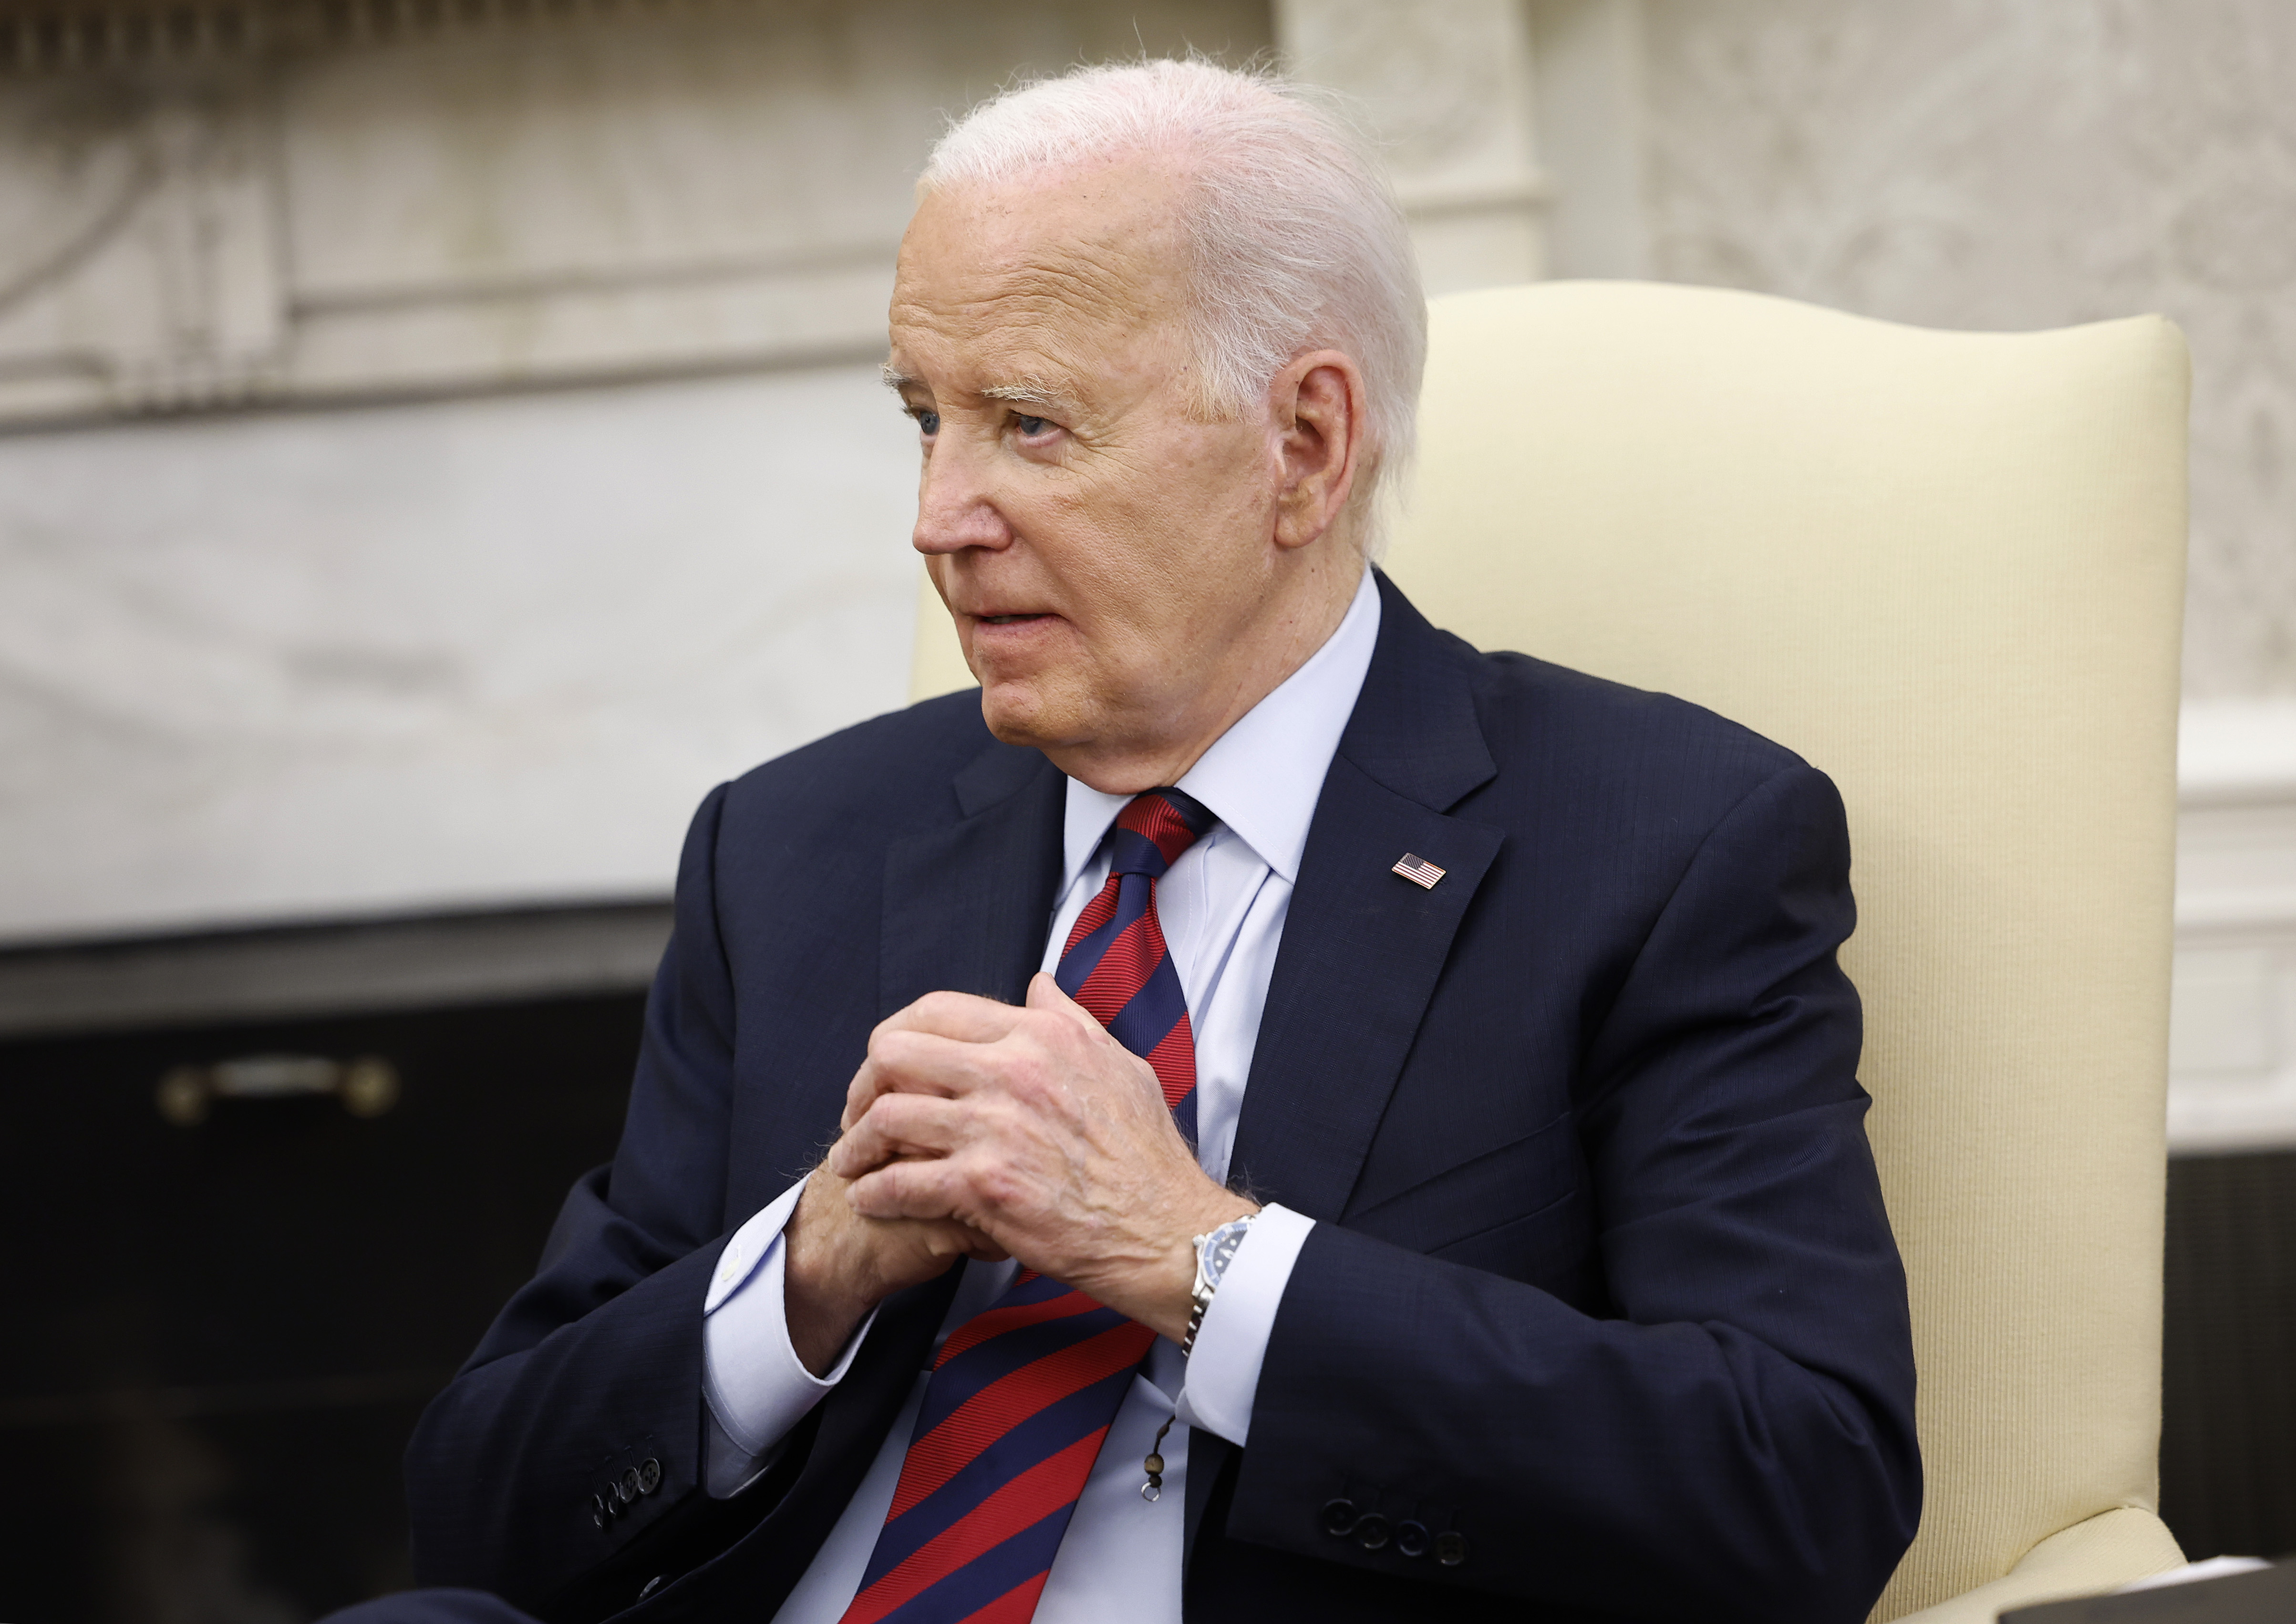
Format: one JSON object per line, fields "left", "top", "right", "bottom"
{"left": 1182, "top": 1212, "right": 1258, "bottom": 1357}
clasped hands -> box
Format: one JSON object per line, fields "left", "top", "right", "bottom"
{"left": 784, "top": 973, "right": 1256, "bottom": 1375}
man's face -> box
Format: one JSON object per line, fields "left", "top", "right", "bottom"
{"left": 886, "top": 158, "right": 1294, "bottom": 775}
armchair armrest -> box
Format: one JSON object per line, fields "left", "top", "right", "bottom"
{"left": 1887, "top": 1508, "right": 2186, "bottom": 1624}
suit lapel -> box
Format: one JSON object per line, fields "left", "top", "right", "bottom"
{"left": 881, "top": 738, "right": 1067, "bottom": 1016}
{"left": 1227, "top": 574, "right": 1502, "bottom": 1223}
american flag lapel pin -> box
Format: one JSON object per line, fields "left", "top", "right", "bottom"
{"left": 1392, "top": 852, "right": 1446, "bottom": 890}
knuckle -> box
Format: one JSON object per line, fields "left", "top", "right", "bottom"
{"left": 966, "top": 1156, "right": 1025, "bottom": 1213}
{"left": 1015, "top": 1044, "right": 1065, "bottom": 1092}
{"left": 917, "top": 990, "right": 968, "bottom": 1024}
{"left": 1001, "top": 1059, "right": 1045, "bottom": 1105}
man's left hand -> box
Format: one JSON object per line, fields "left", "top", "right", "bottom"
{"left": 828, "top": 974, "right": 1256, "bottom": 1340}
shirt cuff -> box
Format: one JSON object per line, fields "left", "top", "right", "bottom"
{"left": 702, "top": 1175, "right": 880, "bottom": 1494}
{"left": 1172, "top": 1202, "right": 1314, "bottom": 1447}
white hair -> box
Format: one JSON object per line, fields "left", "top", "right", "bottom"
{"left": 920, "top": 58, "right": 1427, "bottom": 533}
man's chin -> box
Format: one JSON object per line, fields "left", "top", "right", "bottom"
{"left": 975, "top": 678, "right": 1090, "bottom": 753}
{"left": 977, "top": 694, "right": 1062, "bottom": 750}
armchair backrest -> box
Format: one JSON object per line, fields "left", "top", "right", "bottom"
{"left": 1380, "top": 281, "right": 2189, "bottom": 1616}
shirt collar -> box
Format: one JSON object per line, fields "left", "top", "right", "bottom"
{"left": 1060, "top": 566, "right": 1383, "bottom": 890}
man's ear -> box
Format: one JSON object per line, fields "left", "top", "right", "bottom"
{"left": 1272, "top": 349, "right": 1366, "bottom": 552}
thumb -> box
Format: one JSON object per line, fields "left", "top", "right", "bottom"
{"left": 1026, "top": 970, "right": 1095, "bottom": 1028}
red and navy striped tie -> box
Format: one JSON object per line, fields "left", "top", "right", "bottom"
{"left": 836, "top": 787, "right": 1215, "bottom": 1624}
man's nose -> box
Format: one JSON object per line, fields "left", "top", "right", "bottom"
{"left": 912, "top": 437, "right": 1014, "bottom": 555}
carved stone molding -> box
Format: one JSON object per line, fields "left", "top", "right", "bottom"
{"left": 0, "top": 898, "right": 672, "bottom": 1037}
{"left": 2174, "top": 702, "right": 2296, "bottom": 1149}
{"left": 1275, "top": 0, "right": 1549, "bottom": 295}
{"left": 0, "top": 73, "right": 287, "bottom": 417}
{"left": 0, "top": 1, "right": 1275, "bottom": 427}
{"left": 0, "top": 4, "right": 916, "bottom": 425}
{"left": 0, "top": 0, "right": 728, "bottom": 75}
{"left": 0, "top": 2, "right": 271, "bottom": 73}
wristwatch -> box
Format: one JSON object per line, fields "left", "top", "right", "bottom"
{"left": 1182, "top": 1213, "right": 1259, "bottom": 1356}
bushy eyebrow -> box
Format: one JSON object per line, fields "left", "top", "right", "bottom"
{"left": 879, "top": 363, "right": 1073, "bottom": 414}
{"left": 980, "top": 381, "right": 1066, "bottom": 410}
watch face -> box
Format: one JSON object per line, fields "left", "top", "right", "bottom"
{"left": 1203, "top": 1221, "right": 1251, "bottom": 1286}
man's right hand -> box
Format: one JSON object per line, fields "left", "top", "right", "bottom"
{"left": 783, "top": 1154, "right": 1005, "bottom": 1376}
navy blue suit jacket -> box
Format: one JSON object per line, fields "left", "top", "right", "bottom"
{"left": 406, "top": 574, "right": 1920, "bottom": 1623}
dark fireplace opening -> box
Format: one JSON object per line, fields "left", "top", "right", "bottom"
{"left": 0, "top": 984, "right": 646, "bottom": 1622}
{"left": 2161, "top": 1148, "right": 2296, "bottom": 1564}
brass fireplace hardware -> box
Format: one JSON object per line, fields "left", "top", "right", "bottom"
{"left": 155, "top": 1053, "right": 400, "bottom": 1125}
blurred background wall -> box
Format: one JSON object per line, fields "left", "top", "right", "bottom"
{"left": 0, "top": 1, "right": 2290, "bottom": 1615}
{"left": 0, "top": 1, "right": 1267, "bottom": 945}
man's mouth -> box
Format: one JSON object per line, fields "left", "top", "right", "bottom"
{"left": 979, "top": 613, "right": 1051, "bottom": 625}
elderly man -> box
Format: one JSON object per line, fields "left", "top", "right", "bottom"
{"left": 403, "top": 58, "right": 1920, "bottom": 1624}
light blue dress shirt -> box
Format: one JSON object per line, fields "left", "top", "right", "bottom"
{"left": 699, "top": 566, "right": 1382, "bottom": 1623}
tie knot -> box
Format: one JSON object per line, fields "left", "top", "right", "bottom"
{"left": 1106, "top": 788, "right": 1214, "bottom": 878}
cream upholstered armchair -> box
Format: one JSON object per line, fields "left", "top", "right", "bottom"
{"left": 907, "top": 281, "right": 2193, "bottom": 1621}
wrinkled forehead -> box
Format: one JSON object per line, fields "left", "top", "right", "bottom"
{"left": 888, "top": 160, "right": 1194, "bottom": 381}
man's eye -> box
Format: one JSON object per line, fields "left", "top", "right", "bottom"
{"left": 1014, "top": 415, "right": 1050, "bottom": 437}
{"left": 913, "top": 409, "right": 940, "bottom": 437}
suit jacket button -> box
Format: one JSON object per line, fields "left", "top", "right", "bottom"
{"left": 639, "top": 1576, "right": 662, "bottom": 1600}
{"left": 619, "top": 1468, "right": 642, "bottom": 1502}
{"left": 638, "top": 1457, "right": 663, "bottom": 1495}
{"left": 1395, "top": 1520, "right": 1429, "bottom": 1558}
{"left": 1436, "top": 1530, "right": 1468, "bottom": 1567}
{"left": 1355, "top": 1513, "right": 1391, "bottom": 1551}
{"left": 1320, "top": 1498, "right": 1357, "bottom": 1537}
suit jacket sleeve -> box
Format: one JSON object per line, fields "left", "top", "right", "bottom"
{"left": 404, "top": 781, "right": 747, "bottom": 1605}
{"left": 1222, "top": 764, "right": 1922, "bottom": 1624}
